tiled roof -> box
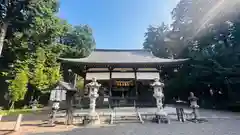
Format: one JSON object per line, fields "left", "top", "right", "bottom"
{"left": 59, "top": 49, "right": 188, "bottom": 64}
{"left": 58, "top": 81, "right": 77, "bottom": 91}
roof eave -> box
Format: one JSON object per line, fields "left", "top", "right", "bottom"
{"left": 58, "top": 59, "right": 189, "bottom": 65}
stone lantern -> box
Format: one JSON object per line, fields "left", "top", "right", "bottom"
{"left": 151, "top": 78, "right": 169, "bottom": 123}
{"left": 85, "top": 77, "right": 101, "bottom": 114}
{"left": 187, "top": 92, "right": 207, "bottom": 123}
{"left": 85, "top": 77, "right": 101, "bottom": 124}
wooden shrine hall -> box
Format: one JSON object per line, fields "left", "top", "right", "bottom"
{"left": 59, "top": 49, "right": 188, "bottom": 108}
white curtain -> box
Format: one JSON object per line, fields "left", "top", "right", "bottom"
{"left": 136, "top": 72, "right": 159, "bottom": 80}
{"left": 112, "top": 72, "right": 135, "bottom": 79}
{"left": 86, "top": 72, "right": 110, "bottom": 80}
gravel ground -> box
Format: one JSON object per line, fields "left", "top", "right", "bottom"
{"left": 27, "top": 119, "right": 240, "bottom": 135}
{"left": 1, "top": 106, "right": 240, "bottom": 135}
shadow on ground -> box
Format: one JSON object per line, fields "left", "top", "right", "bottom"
{"left": 1, "top": 111, "right": 49, "bottom": 122}
{"left": 26, "top": 119, "right": 240, "bottom": 135}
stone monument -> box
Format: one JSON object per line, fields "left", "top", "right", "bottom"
{"left": 85, "top": 77, "right": 101, "bottom": 125}
{"left": 151, "top": 78, "right": 169, "bottom": 124}
{"left": 31, "top": 99, "right": 38, "bottom": 110}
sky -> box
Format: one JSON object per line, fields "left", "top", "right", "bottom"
{"left": 58, "top": 0, "right": 180, "bottom": 49}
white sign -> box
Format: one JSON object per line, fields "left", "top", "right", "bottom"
{"left": 50, "top": 86, "right": 66, "bottom": 101}
{"left": 104, "top": 98, "right": 108, "bottom": 102}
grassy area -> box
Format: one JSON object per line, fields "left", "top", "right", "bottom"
{"left": 0, "top": 108, "right": 43, "bottom": 116}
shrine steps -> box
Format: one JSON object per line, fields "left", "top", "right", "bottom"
{"left": 110, "top": 107, "right": 144, "bottom": 124}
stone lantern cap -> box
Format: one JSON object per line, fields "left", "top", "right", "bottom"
{"left": 86, "top": 77, "right": 101, "bottom": 88}
{"left": 188, "top": 92, "right": 198, "bottom": 101}
{"left": 151, "top": 78, "right": 164, "bottom": 87}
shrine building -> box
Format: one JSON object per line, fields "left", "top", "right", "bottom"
{"left": 59, "top": 49, "right": 188, "bottom": 108}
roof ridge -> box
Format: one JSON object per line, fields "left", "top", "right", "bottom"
{"left": 94, "top": 49, "right": 150, "bottom": 52}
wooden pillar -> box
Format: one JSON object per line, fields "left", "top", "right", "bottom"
{"left": 109, "top": 66, "right": 112, "bottom": 108}
{"left": 83, "top": 66, "right": 87, "bottom": 86}
{"left": 134, "top": 68, "right": 138, "bottom": 107}
{"left": 134, "top": 69, "right": 138, "bottom": 96}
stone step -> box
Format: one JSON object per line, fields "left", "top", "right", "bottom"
{"left": 114, "top": 117, "right": 138, "bottom": 120}
{"left": 111, "top": 113, "right": 143, "bottom": 124}
{"left": 113, "top": 120, "right": 142, "bottom": 124}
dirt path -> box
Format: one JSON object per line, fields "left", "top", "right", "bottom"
{"left": 0, "top": 120, "right": 77, "bottom": 135}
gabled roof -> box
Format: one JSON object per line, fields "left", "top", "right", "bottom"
{"left": 59, "top": 49, "right": 188, "bottom": 64}
{"left": 54, "top": 81, "right": 77, "bottom": 91}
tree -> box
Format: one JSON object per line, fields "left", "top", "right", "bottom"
{"left": 143, "top": 23, "right": 186, "bottom": 59}
{"left": 8, "top": 60, "right": 29, "bottom": 109}
{"left": 143, "top": 0, "right": 240, "bottom": 109}
{"left": 30, "top": 47, "right": 62, "bottom": 92}
{"left": 0, "top": 0, "right": 97, "bottom": 108}
{"left": 0, "top": 0, "right": 36, "bottom": 55}
{"left": 61, "top": 25, "right": 96, "bottom": 58}
{"left": 170, "top": 0, "right": 240, "bottom": 107}
{"left": 143, "top": 23, "right": 172, "bottom": 58}
{"left": 30, "top": 48, "right": 48, "bottom": 91}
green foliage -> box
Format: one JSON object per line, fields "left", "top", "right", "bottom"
{"left": 0, "top": 0, "right": 93, "bottom": 109}
{"left": 0, "top": 0, "right": 33, "bottom": 22}
{"left": 30, "top": 48, "right": 48, "bottom": 90}
{"left": 61, "top": 25, "right": 96, "bottom": 58}
{"left": 8, "top": 61, "right": 29, "bottom": 109}
{"left": 144, "top": 0, "right": 240, "bottom": 108}
{"left": 76, "top": 76, "right": 84, "bottom": 90}
{"left": 143, "top": 23, "right": 185, "bottom": 59}
{"left": 30, "top": 47, "right": 62, "bottom": 91}
{"left": 143, "top": 23, "right": 171, "bottom": 58}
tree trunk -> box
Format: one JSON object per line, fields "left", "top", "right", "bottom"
{"left": 10, "top": 101, "right": 15, "bottom": 110}
{"left": 0, "top": 23, "right": 8, "bottom": 56}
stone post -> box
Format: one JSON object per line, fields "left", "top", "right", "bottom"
{"left": 14, "top": 114, "right": 23, "bottom": 131}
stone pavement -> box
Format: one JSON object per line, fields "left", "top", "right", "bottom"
{"left": 1, "top": 106, "right": 240, "bottom": 135}
{"left": 28, "top": 119, "right": 240, "bottom": 135}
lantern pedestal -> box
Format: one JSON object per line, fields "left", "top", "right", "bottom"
{"left": 48, "top": 101, "right": 60, "bottom": 127}
{"left": 84, "top": 112, "right": 101, "bottom": 125}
